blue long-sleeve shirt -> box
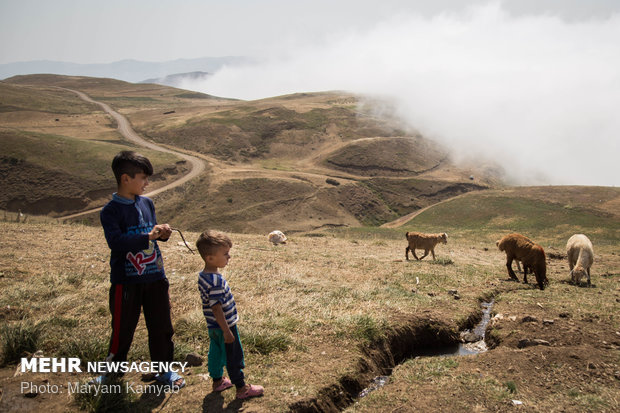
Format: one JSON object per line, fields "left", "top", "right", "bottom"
{"left": 100, "top": 194, "right": 166, "bottom": 284}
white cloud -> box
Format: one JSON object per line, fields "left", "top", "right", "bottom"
{"left": 182, "top": 2, "right": 620, "bottom": 186}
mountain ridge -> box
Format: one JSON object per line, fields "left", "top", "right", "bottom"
{"left": 0, "top": 56, "right": 248, "bottom": 83}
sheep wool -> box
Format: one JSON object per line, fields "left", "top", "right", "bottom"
{"left": 566, "top": 234, "right": 594, "bottom": 287}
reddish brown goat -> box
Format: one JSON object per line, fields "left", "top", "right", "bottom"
{"left": 497, "top": 233, "right": 548, "bottom": 290}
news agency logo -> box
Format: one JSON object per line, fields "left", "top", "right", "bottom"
{"left": 20, "top": 357, "right": 188, "bottom": 374}
{"left": 21, "top": 357, "right": 81, "bottom": 373}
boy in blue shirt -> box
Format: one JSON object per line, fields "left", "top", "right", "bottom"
{"left": 196, "top": 230, "right": 263, "bottom": 399}
{"left": 98, "top": 151, "right": 184, "bottom": 388}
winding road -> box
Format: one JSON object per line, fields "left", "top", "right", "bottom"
{"left": 61, "top": 89, "right": 205, "bottom": 220}
{"left": 380, "top": 191, "right": 473, "bottom": 228}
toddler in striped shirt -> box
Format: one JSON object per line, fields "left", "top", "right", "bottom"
{"left": 196, "top": 230, "right": 264, "bottom": 399}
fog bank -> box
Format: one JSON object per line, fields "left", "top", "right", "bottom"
{"left": 182, "top": 2, "right": 619, "bottom": 186}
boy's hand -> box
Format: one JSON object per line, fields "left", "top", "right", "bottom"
{"left": 223, "top": 329, "right": 235, "bottom": 344}
{"left": 149, "top": 224, "right": 172, "bottom": 240}
{"left": 158, "top": 224, "right": 172, "bottom": 240}
{"left": 212, "top": 303, "right": 234, "bottom": 343}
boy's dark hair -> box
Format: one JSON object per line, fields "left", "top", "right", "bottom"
{"left": 111, "top": 151, "right": 154, "bottom": 185}
{"left": 196, "top": 230, "right": 233, "bottom": 258}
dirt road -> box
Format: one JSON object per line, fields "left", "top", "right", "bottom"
{"left": 61, "top": 89, "right": 205, "bottom": 220}
{"left": 380, "top": 191, "right": 472, "bottom": 228}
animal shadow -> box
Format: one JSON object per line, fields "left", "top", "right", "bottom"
{"left": 558, "top": 279, "right": 596, "bottom": 288}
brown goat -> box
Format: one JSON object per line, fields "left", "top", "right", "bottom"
{"left": 497, "top": 233, "right": 548, "bottom": 290}
{"left": 405, "top": 232, "right": 448, "bottom": 261}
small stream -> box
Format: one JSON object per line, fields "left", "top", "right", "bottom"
{"left": 455, "top": 299, "right": 494, "bottom": 356}
{"left": 359, "top": 300, "right": 495, "bottom": 398}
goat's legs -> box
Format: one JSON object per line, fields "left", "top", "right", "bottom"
{"left": 412, "top": 249, "right": 420, "bottom": 260}
{"left": 506, "top": 257, "right": 519, "bottom": 281}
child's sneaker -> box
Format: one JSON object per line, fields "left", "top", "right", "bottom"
{"left": 236, "top": 384, "right": 264, "bottom": 399}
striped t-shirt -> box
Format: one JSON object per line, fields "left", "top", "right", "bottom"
{"left": 198, "top": 271, "right": 239, "bottom": 329}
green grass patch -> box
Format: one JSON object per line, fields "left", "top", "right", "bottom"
{"left": 336, "top": 314, "right": 386, "bottom": 343}
{"left": 175, "top": 92, "right": 214, "bottom": 99}
{"left": 0, "top": 320, "right": 42, "bottom": 365}
{"left": 431, "top": 257, "right": 454, "bottom": 266}
{"left": 56, "top": 336, "right": 109, "bottom": 362}
{"left": 94, "top": 96, "right": 157, "bottom": 103}
{"left": 405, "top": 192, "right": 620, "bottom": 244}
{"left": 504, "top": 381, "right": 517, "bottom": 394}
{"left": 0, "top": 83, "right": 98, "bottom": 114}
{"left": 240, "top": 328, "right": 292, "bottom": 355}
{"left": 173, "top": 312, "right": 210, "bottom": 353}
{"left": 0, "top": 129, "right": 183, "bottom": 187}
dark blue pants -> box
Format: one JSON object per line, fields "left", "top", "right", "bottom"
{"left": 107, "top": 279, "right": 174, "bottom": 369}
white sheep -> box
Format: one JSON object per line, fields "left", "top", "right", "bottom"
{"left": 566, "top": 234, "right": 594, "bottom": 287}
{"left": 268, "top": 230, "right": 287, "bottom": 245}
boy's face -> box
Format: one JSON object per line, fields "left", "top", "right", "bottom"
{"left": 121, "top": 172, "right": 149, "bottom": 196}
{"left": 205, "top": 246, "right": 231, "bottom": 270}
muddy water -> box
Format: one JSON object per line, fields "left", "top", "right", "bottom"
{"left": 358, "top": 300, "right": 495, "bottom": 398}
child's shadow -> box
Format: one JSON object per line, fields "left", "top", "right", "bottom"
{"left": 135, "top": 386, "right": 166, "bottom": 410}
{"left": 202, "top": 392, "right": 244, "bottom": 412}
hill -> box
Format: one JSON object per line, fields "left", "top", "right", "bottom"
{"left": 0, "top": 56, "right": 248, "bottom": 83}
{"left": 0, "top": 79, "right": 189, "bottom": 216}
{"left": 401, "top": 186, "right": 620, "bottom": 244}
{"left": 2, "top": 75, "right": 497, "bottom": 230}
{"left": 0, "top": 192, "right": 618, "bottom": 411}
{"left": 1, "top": 74, "right": 618, "bottom": 412}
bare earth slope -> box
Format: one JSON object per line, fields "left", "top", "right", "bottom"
{"left": 0, "top": 81, "right": 189, "bottom": 216}
{"left": 3, "top": 75, "right": 497, "bottom": 232}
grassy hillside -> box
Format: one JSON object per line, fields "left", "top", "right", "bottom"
{"left": 2, "top": 75, "right": 496, "bottom": 230}
{"left": 402, "top": 187, "right": 620, "bottom": 247}
{"left": 0, "top": 80, "right": 188, "bottom": 215}
{"left": 0, "top": 189, "right": 618, "bottom": 411}
{"left": 0, "top": 82, "right": 98, "bottom": 114}
{"left": 0, "top": 129, "right": 184, "bottom": 215}
{"left": 4, "top": 74, "right": 221, "bottom": 101}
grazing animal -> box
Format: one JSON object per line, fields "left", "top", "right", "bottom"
{"left": 566, "top": 234, "right": 594, "bottom": 287}
{"left": 497, "top": 233, "right": 548, "bottom": 290}
{"left": 405, "top": 232, "right": 448, "bottom": 261}
{"left": 496, "top": 239, "right": 529, "bottom": 274}
{"left": 268, "top": 230, "right": 287, "bottom": 245}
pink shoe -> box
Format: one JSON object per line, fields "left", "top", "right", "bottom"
{"left": 213, "top": 377, "right": 233, "bottom": 392}
{"left": 236, "top": 384, "right": 264, "bottom": 399}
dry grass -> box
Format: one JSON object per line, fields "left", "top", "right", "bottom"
{"left": 0, "top": 220, "right": 497, "bottom": 410}
{"left": 0, "top": 217, "right": 618, "bottom": 412}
